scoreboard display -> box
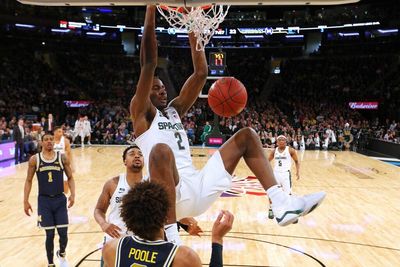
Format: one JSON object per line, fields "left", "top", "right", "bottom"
{"left": 209, "top": 52, "right": 226, "bottom": 71}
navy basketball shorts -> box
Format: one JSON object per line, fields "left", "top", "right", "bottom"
{"left": 38, "top": 194, "right": 69, "bottom": 229}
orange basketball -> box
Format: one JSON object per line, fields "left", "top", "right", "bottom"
{"left": 207, "top": 77, "right": 247, "bottom": 117}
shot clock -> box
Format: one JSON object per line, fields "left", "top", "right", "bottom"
{"left": 209, "top": 52, "right": 226, "bottom": 71}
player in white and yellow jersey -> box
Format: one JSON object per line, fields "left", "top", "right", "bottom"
{"left": 53, "top": 126, "right": 74, "bottom": 194}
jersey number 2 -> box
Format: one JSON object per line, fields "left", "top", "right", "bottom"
{"left": 48, "top": 172, "right": 53, "bottom": 183}
{"left": 174, "top": 132, "right": 185, "bottom": 150}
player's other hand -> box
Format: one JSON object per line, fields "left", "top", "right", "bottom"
{"left": 24, "top": 201, "right": 33, "bottom": 216}
{"left": 180, "top": 217, "right": 204, "bottom": 237}
{"left": 296, "top": 173, "right": 300, "bottom": 180}
{"left": 102, "top": 223, "right": 122, "bottom": 238}
{"left": 211, "top": 210, "right": 234, "bottom": 244}
{"left": 68, "top": 194, "right": 75, "bottom": 208}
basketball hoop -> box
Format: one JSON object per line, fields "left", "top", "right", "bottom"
{"left": 157, "top": 4, "right": 230, "bottom": 51}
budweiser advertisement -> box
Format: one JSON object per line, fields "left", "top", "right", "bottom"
{"left": 64, "top": 100, "right": 91, "bottom": 108}
{"left": 349, "top": 102, "right": 379, "bottom": 110}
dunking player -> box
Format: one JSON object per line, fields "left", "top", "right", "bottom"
{"left": 131, "top": 6, "right": 325, "bottom": 244}
{"left": 102, "top": 181, "right": 234, "bottom": 267}
{"left": 24, "top": 132, "right": 75, "bottom": 267}
{"left": 268, "top": 135, "right": 300, "bottom": 220}
{"left": 94, "top": 145, "right": 203, "bottom": 266}
{"left": 53, "top": 126, "right": 74, "bottom": 194}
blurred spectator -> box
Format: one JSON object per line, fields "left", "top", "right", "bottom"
{"left": 13, "top": 118, "right": 25, "bottom": 164}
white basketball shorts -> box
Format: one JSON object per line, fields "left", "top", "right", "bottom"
{"left": 175, "top": 151, "right": 232, "bottom": 220}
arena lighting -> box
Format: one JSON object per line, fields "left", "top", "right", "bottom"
{"left": 15, "top": 23, "right": 35, "bottom": 28}
{"left": 86, "top": 31, "right": 106, "bottom": 36}
{"left": 378, "top": 29, "right": 398, "bottom": 33}
{"left": 113, "top": 20, "right": 381, "bottom": 35}
{"left": 300, "top": 21, "right": 379, "bottom": 31}
{"left": 338, "top": 32, "right": 359, "bottom": 36}
{"left": 244, "top": 35, "right": 264, "bottom": 39}
{"left": 51, "top": 28, "right": 70, "bottom": 33}
{"left": 285, "top": 34, "right": 304, "bottom": 38}
{"left": 101, "top": 25, "right": 140, "bottom": 30}
{"left": 212, "top": 36, "right": 232, "bottom": 39}
{"left": 97, "top": 8, "right": 112, "bottom": 13}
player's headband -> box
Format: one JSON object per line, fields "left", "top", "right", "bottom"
{"left": 277, "top": 135, "right": 287, "bottom": 140}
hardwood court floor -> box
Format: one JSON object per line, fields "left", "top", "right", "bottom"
{"left": 0, "top": 147, "right": 399, "bottom": 266}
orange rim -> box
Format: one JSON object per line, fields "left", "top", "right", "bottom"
{"left": 159, "top": 4, "right": 212, "bottom": 13}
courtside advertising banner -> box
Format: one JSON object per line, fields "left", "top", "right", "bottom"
{"left": 0, "top": 142, "right": 15, "bottom": 162}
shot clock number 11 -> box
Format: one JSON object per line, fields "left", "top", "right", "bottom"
{"left": 209, "top": 52, "right": 226, "bottom": 71}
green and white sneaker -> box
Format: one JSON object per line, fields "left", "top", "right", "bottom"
{"left": 272, "top": 191, "right": 326, "bottom": 226}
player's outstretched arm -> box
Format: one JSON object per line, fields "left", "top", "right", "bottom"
{"left": 169, "top": 32, "right": 208, "bottom": 117}
{"left": 209, "top": 210, "right": 234, "bottom": 267}
{"left": 130, "top": 5, "right": 157, "bottom": 136}
{"left": 23, "top": 156, "right": 36, "bottom": 216}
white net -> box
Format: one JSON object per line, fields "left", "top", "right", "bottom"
{"left": 157, "top": 4, "right": 230, "bottom": 51}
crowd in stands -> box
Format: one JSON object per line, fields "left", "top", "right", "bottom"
{"left": 1, "top": 32, "right": 399, "bottom": 165}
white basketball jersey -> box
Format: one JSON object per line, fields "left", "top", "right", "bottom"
{"left": 274, "top": 146, "right": 292, "bottom": 173}
{"left": 106, "top": 173, "right": 132, "bottom": 241}
{"left": 54, "top": 136, "right": 65, "bottom": 154}
{"left": 315, "top": 136, "right": 320, "bottom": 147}
{"left": 135, "top": 106, "right": 193, "bottom": 175}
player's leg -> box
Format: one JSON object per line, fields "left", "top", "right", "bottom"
{"left": 38, "top": 196, "right": 56, "bottom": 266}
{"left": 56, "top": 226, "right": 68, "bottom": 263}
{"left": 219, "top": 127, "right": 278, "bottom": 187}
{"left": 268, "top": 171, "right": 282, "bottom": 220}
{"left": 53, "top": 194, "right": 69, "bottom": 266}
{"left": 14, "top": 142, "right": 19, "bottom": 164}
{"left": 219, "top": 127, "right": 325, "bottom": 226}
{"left": 281, "top": 171, "right": 292, "bottom": 195}
{"left": 87, "top": 133, "right": 92, "bottom": 145}
{"left": 79, "top": 132, "right": 85, "bottom": 147}
{"left": 148, "top": 143, "right": 181, "bottom": 244}
{"left": 45, "top": 229, "right": 56, "bottom": 266}
{"left": 281, "top": 171, "right": 298, "bottom": 223}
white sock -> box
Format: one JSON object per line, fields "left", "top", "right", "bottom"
{"left": 266, "top": 185, "right": 289, "bottom": 207}
{"left": 164, "top": 223, "right": 182, "bottom": 245}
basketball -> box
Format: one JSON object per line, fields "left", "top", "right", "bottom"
{"left": 207, "top": 77, "right": 248, "bottom": 117}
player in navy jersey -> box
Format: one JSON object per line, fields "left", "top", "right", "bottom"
{"left": 102, "top": 181, "right": 234, "bottom": 267}
{"left": 24, "top": 132, "right": 75, "bottom": 267}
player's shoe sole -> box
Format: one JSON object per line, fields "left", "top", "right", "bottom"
{"left": 275, "top": 191, "right": 326, "bottom": 226}
{"left": 300, "top": 191, "right": 326, "bottom": 217}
